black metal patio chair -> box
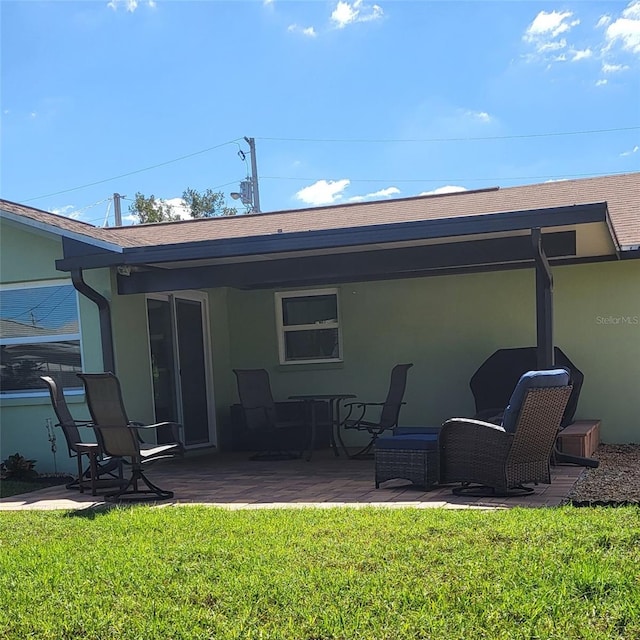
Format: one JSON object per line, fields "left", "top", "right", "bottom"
{"left": 233, "top": 368, "right": 309, "bottom": 460}
{"left": 77, "top": 373, "right": 184, "bottom": 502}
{"left": 40, "top": 375, "right": 123, "bottom": 491}
{"left": 341, "top": 363, "right": 413, "bottom": 459}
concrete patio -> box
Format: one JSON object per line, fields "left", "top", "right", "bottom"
{"left": 0, "top": 448, "right": 585, "bottom": 511}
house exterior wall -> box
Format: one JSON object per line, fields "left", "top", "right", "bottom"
{"left": 0, "top": 223, "right": 107, "bottom": 474}
{"left": 223, "top": 259, "right": 640, "bottom": 445}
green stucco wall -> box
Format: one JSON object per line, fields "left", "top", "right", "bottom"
{"left": 0, "top": 222, "right": 108, "bottom": 474}
{"left": 223, "top": 259, "right": 640, "bottom": 445}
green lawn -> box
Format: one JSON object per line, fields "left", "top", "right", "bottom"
{"left": 1, "top": 506, "right": 639, "bottom": 639}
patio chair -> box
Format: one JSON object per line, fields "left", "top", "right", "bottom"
{"left": 77, "top": 373, "right": 184, "bottom": 502}
{"left": 233, "top": 369, "right": 308, "bottom": 460}
{"left": 341, "top": 363, "right": 413, "bottom": 459}
{"left": 440, "top": 369, "right": 572, "bottom": 497}
{"left": 40, "top": 376, "right": 123, "bottom": 491}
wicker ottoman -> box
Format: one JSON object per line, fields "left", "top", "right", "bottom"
{"left": 374, "top": 433, "right": 440, "bottom": 489}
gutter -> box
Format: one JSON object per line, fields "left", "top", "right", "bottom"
{"left": 70, "top": 269, "right": 115, "bottom": 374}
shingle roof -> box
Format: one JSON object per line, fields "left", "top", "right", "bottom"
{"left": 2, "top": 172, "right": 639, "bottom": 250}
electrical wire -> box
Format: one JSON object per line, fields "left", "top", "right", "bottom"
{"left": 257, "top": 126, "right": 640, "bottom": 144}
{"left": 22, "top": 138, "right": 244, "bottom": 203}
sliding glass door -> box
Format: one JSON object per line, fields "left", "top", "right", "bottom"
{"left": 146, "top": 292, "right": 214, "bottom": 447}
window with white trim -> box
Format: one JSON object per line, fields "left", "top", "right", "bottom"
{"left": 275, "top": 289, "right": 342, "bottom": 364}
{"left": 0, "top": 282, "right": 83, "bottom": 395}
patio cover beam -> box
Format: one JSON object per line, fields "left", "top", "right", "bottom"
{"left": 117, "top": 231, "right": 576, "bottom": 294}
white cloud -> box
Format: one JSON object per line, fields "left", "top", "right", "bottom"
{"left": 288, "top": 24, "right": 317, "bottom": 37}
{"left": 525, "top": 11, "right": 579, "bottom": 41}
{"left": 621, "top": 145, "right": 639, "bottom": 156}
{"left": 50, "top": 205, "right": 76, "bottom": 218}
{"left": 595, "top": 78, "right": 608, "bottom": 86}
{"left": 164, "top": 197, "right": 191, "bottom": 220}
{"left": 419, "top": 185, "right": 467, "bottom": 196}
{"left": 571, "top": 48, "right": 592, "bottom": 61}
{"left": 605, "top": 1, "right": 640, "bottom": 53}
{"left": 597, "top": 15, "right": 612, "bottom": 29}
{"left": 537, "top": 38, "right": 567, "bottom": 52}
{"left": 107, "top": 0, "right": 155, "bottom": 12}
{"left": 331, "top": 0, "right": 383, "bottom": 29}
{"left": 465, "top": 110, "right": 492, "bottom": 123}
{"left": 367, "top": 187, "right": 400, "bottom": 198}
{"left": 296, "top": 179, "right": 350, "bottom": 205}
{"left": 603, "top": 62, "right": 630, "bottom": 72}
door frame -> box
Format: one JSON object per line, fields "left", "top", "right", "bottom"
{"left": 145, "top": 290, "right": 217, "bottom": 448}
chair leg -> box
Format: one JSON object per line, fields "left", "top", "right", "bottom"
{"left": 104, "top": 467, "right": 174, "bottom": 502}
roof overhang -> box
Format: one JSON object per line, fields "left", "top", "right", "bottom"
{"left": 52, "top": 201, "right": 622, "bottom": 293}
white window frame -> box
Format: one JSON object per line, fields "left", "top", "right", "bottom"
{"left": 0, "top": 279, "right": 84, "bottom": 398}
{"left": 275, "top": 288, "right": 342, "bottom": 365}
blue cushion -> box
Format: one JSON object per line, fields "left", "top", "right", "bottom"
{"left": 393, "top": 426, "right": 441, "bottom": 437}
{"left": 375, "top": 434, "right": 439, "bottom": 451}
{"left": 501, "top": 368, "right": 570, "bottom": 433}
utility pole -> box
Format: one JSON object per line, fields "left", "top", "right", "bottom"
{"left": 244, "top": 137, "right": 261, "bottom": 213}
{"left": 113, "top": 193, "right": 123, "bottom": 226}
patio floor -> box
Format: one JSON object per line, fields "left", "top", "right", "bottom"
{"left": 0, "top": 449, "right": 584, "bottom": 511}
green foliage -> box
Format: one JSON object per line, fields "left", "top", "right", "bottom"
{"left": 1, "top": 453, "right": 37, "bottom": 480}
{"left": 128, "top": 192, "right": 180, "bottom": 224}
{"left": 128, "top": 188, "right": 237, "bottom": 224}
{"left": 0, "top": 507, "right": 639, "bottom": 638}
{"left": 182, "top": 187, "right": 237, "bottom": 218}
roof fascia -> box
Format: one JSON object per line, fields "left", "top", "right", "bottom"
{"left": 56, "top": 201, "right": 608, "bottom": 272}
{"left": 0, "top": 209, "right": 123, "bottom": 254}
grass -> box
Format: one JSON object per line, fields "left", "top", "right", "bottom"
{"left": 1, "top": 506, "right": 639, "bottom": 639}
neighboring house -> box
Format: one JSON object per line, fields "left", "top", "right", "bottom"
{"left": 1, "top": 172, "right": 639, "bottom": 473}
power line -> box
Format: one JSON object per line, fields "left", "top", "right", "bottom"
{"left": 23, "top": 138, "right": 244, "bottom": 203}
{"left": 261, "top": 169, "right": 637, "bottom": 184}
{"left": 257, "top": 126, "right": 640, "bottom": 144}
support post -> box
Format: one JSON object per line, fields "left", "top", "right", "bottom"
{"left": 531, "top": 228, "right": 554, "bottom": 369}
{"left": 244, "top": 137, "right": 261, "bottom": 213}
{"left": 113, "top": 193, "right": 123, "bottom": 227}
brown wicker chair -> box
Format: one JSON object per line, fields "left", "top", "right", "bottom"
{"left": 440, "top": 369, "right": 572, "bottom": 497}
{"left": 341, "top": 363, "right": 413, "bottom": 459}
{"left": 233, "top": 369, "right": 308, "bottom": 460}
{"left": 77, "top": 373, "right": 184, "bottom": 501}
{"left": 41, "top": 376, "right": 123, "bottom": 491}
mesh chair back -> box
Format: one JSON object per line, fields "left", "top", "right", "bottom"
{"left": 77, "top": 373, "right": 139, "bottom": 458}
{"left": 379, "top": 363, "right": 413, "bottom": 428}
{"left": 233, "top": 369, "right": 277, "bottom": 432}
{"left": 41, "top": 376, "right": 83, "bottom": 455}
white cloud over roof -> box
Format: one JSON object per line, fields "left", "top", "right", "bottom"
{"left": 419, "top": 186, "right": 467, "bottom": 196}
{"left": 296, "top": 179, "right": 351, "bottom": 205}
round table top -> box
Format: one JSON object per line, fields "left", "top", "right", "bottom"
{"left": 289, "top": 393, "right": 356, "bottom": 401}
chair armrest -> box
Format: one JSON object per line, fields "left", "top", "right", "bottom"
{"left": 440, "top": 418, "right": 513, "bottom": 483}
{"left": 130, "top": 421, "right": 184, "bottom": 445}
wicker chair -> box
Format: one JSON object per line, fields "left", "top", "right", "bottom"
{"left": 233, "top": 369, "right": 308, "bottom": 460}
{"left": 77, "top": 373, "right": 184, "bottom": 502}
{"left": 440, "top": 369, "right": 572, "bottom": 497}
{"left": 342, "top": 363, "right": 413, "bottom": 459}
{"left": 40, "top": 376, "right": 123, "bottom": 491}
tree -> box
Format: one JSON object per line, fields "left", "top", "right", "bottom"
{"left": 182, "top": 188, "right": 237, "bottom": 218}
{"left": 128, "top": 188, "right": 237, "bottom": 224}
{"left": 128, "top": 192, "right": 180, "bottom": 224}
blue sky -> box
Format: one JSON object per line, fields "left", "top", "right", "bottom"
{"left": 1, "top": 0, "right": 639, "bottom": 225}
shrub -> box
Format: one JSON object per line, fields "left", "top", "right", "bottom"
{"left": 1, "top": 453, "right": 37, "bottom": 480}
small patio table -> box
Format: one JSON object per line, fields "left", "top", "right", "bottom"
{"left": 288, "top": 393, "right": 356, "bottom": 461}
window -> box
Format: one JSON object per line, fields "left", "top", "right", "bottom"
{"left": 0, "top": 282, "right": 83, "bottom": 395}
{"left": 275, "top": 289, "right": 342, "bottom": 364}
